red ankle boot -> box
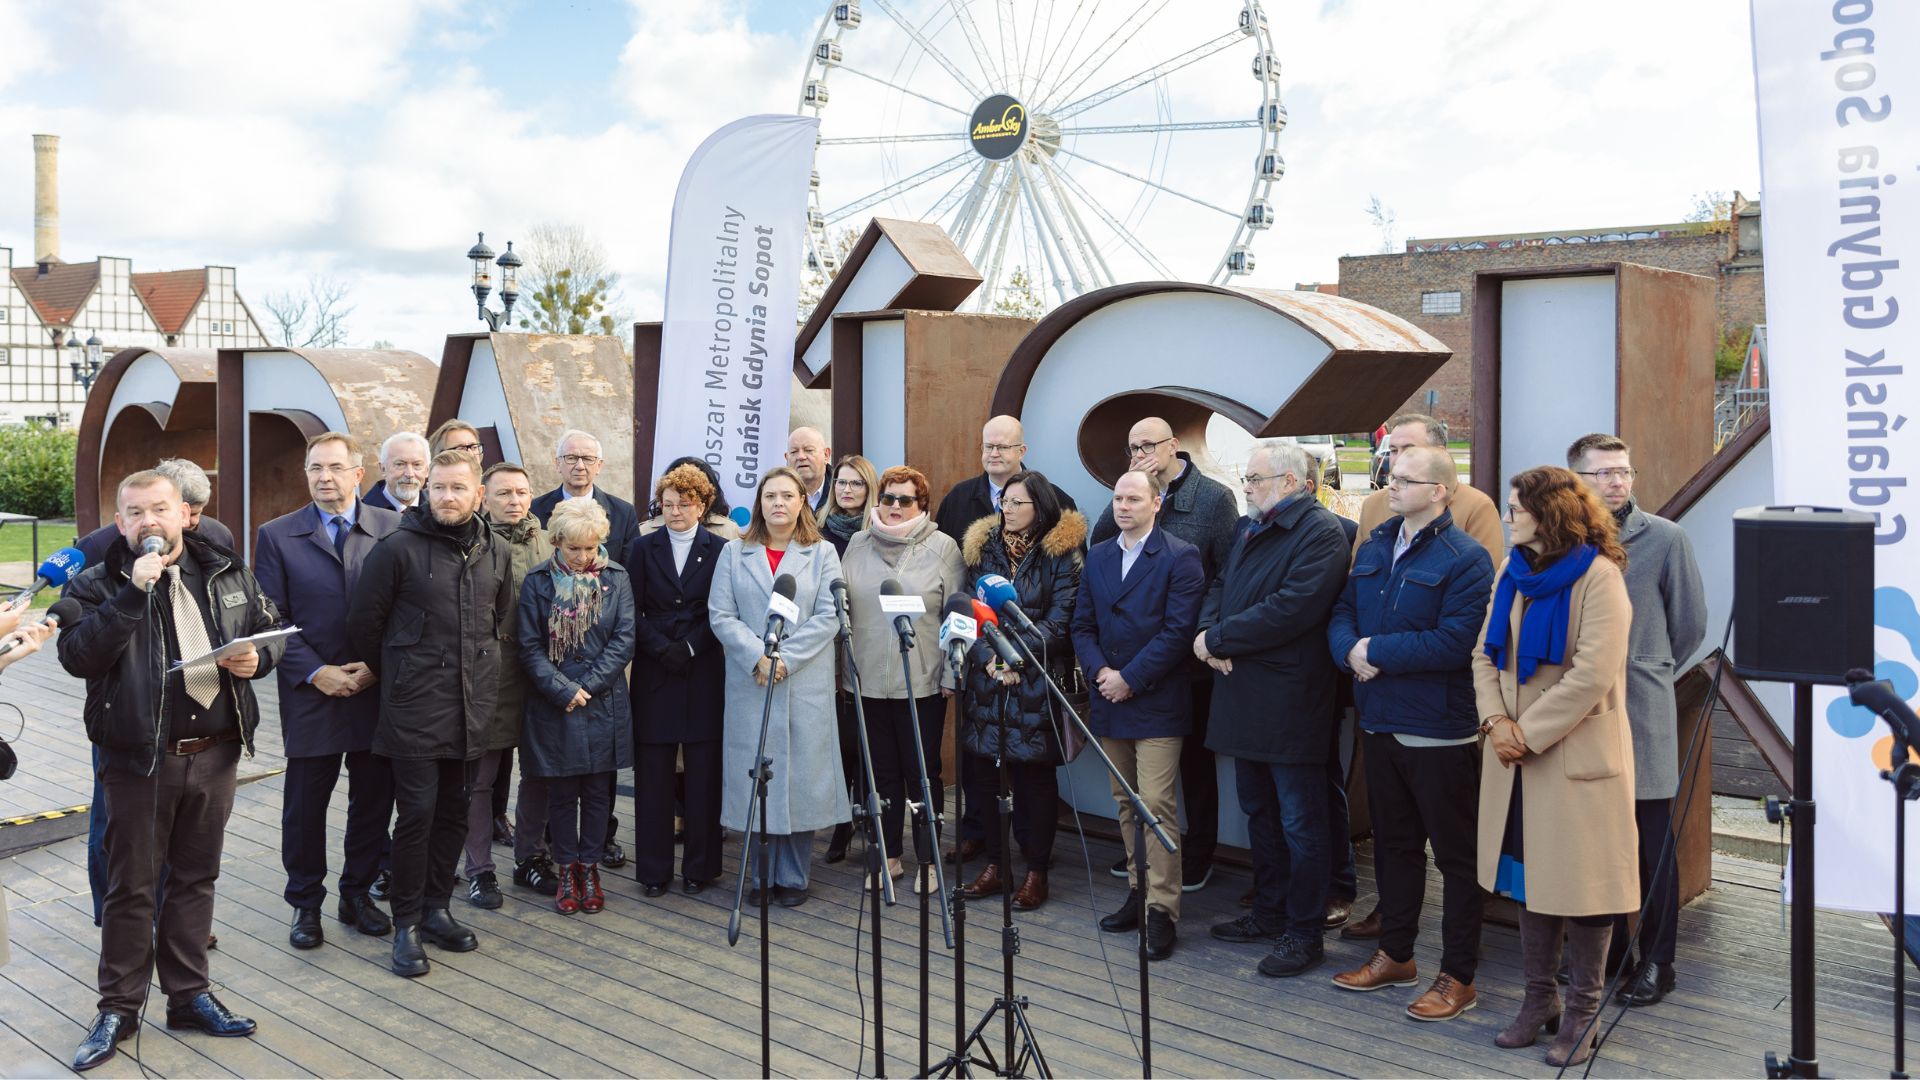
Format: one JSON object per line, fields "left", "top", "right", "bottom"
{"left": 555, "top": 862, "right": 583, "bottom": 914}
{"left": 581, "top": 864, "right": 605, "bottom": 914}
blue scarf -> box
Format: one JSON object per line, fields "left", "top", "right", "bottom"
{"left": 1483, "top": 544, "right": 1597, "bottom": 684}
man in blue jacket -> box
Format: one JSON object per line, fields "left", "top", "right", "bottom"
{"left": 1325, "top": 445, "right": 1494, "bottom": 1021}
{"left": 1071, "top": 469, "right": 1205, "bottom": 960}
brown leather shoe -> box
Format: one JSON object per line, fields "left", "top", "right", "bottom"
{"left": 1341, "top": 908, "right": 1383, "bottom": 940}
{"left": 1406, "top": 972, "right": 1477, "bottom": 1021}
{"left": 945, "top": 839, "right": 984, "bottom": 865}
{"left": 1238, "top": 887, "right": 1253, "bottom": 908}
{"left": 1012, "top": 871, "right": 1049, "bottom": 911}
{"left": 961, "top": 863, "right": 1007, "bottom": 899}
{"left": 1324, "top": 897, "right": 1352, "bottom": 929}
{"left": 1332, "top": 948, "right": 1418, "bottom": 991}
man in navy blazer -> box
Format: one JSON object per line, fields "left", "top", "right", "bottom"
{"left": 253, "top": 432, "right": 402, "bottom": 951}
{"left": 530, "top": 429, "right": 640, "bottom": 569}
{"left": 1070, "top": 469, "right": 1205, "bottom": 961}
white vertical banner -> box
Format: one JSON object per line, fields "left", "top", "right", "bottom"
{"left": 652, "top": 114, "right": 819, "bottom": 529}
{"left": 1752, "top": 0, "right": 1920, "bottom": 911}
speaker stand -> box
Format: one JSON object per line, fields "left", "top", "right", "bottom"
{"left": 1767, "top": 681, "right": 1821, "bottom": 1078}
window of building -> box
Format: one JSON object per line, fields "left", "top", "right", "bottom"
{"left": 1421, "top": 290, "right": 1464, "bottom": 315}
{"left": 0, "top": 348, "right": 8, "bottom": 365}
{"left": 0, "top": 309, "right": 8, "bottom": 322}
{"left": 223, "top": 322, "right": 233, "bottom": 333}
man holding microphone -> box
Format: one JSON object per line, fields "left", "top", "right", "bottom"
{"left": 58, "top": 470, "right": 286, "bottom": 1071}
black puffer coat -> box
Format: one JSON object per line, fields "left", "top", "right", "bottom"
{"left": 347, "top": 507, "right": 514, "bottom": 761}
{"left": 958, "top": 511, "right": 1086, "bottom": 763}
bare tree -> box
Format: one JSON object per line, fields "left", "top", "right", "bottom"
{"left": 262, "top": 275, "right": 353, "bottom": 348}
{"left": 517, "top": 223, "right": 629, "bottom": 335}
{"left": 1365, "top": 194, "right": 1399, "bottom": 254}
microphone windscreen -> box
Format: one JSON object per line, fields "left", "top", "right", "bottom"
{"left": 880, "top": 577, "right": 905, "bottom": 596}
{"left": 942, "top": 593, "right": 974, "bottom": 619}
{"left": 45, "top": 597, "right": 83, "bottom": 627}
{"left": 36, "top": 547, "right": 85, "bottom": 587}
{"left": 140, "top": 535, "right": 167, "bottom": 557}
{"left": 969, "top": 599, "right": 1001, "bottom": 626}
{"left": 976, "top": 574, "right": 1019, "bottom": 612}
{"left": 772, "top": 573, "right": 798, "bottom": 600}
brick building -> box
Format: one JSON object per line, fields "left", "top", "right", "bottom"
{"left": 1336, "top": 194, "right": 1764, "bottom": 440}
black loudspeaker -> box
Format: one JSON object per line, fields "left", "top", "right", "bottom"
{"left": 1732, "top": 506, "right": 1875, "bottom": 685}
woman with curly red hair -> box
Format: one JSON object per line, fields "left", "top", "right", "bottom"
{"left": 1473, "top": 465, "right": 1635, "bottom": 1068}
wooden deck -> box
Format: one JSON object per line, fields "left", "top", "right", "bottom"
{"left": 0, "top": 644, "right": 1913, "bottom": 1079}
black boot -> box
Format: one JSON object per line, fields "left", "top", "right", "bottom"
{"left": 1099, "top": 888, "right": 1143, "bottom": 933}
{"left": 391, "top": 926, "right": 429, "bottom": 977}
{"left": 418, "top": 907, "right": 479, "bottom": 952}
{"left": 1623, "top": 960, "right": 1676, "bottom": 1006}
{"left": 288, "top": 907, "right": 323, "bottom": 950}
{"left": 1145, "top": 908, "right": 1177, "bottom": 961}
{"left": 825, "top": 821, "right": 854, "bottom": 863}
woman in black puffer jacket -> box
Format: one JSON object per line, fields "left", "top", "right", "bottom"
{"left": 956, "top": 469, "right": 1085, "bottom": 912}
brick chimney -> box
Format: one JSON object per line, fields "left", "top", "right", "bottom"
{"left": 33, "top": 134, "right": 59, "bottom": 265}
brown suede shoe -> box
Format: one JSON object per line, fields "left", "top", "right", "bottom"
{"left": 1341, "top": 908, "right": 1383, "bottom": 940}
{"left": 1332, "top": 948, "right": 1418, "bottom": 992}
{"left": 1012, "top": 871, "right": 1049, "bottom": 911}
{"left": 961, "top": 863, "right": 1007, "bottom": 899}
{"left": 1406, "top": 972, "right": 1477, "bottom": 1021}
{"left": 1324, "top": 897, "right": 1352, "bottom": 929}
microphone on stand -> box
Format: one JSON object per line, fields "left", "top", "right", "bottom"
{"left": 970, "top": 598, "right": 1026, "bottom": 670}
{"left": 763, "top": 573, "right": 799, "bottom": 656}
{"left": 976, "top": 573, "right": 1040, "bottom": 638}
{"left": 829, "top": 577, "right": 851, "bottom": 638}
{"left": 936, "top": 593, "right": 978, "bottom": 681}
{"left": 878, "top": 577, "right": 925, "bottom": 649}
{"left": 1848, "top": 669, "right": 1920, "bottom": 747}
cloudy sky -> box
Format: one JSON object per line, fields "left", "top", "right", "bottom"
{"left": 0, "top": 0, "right": 1760, "bottom": 355}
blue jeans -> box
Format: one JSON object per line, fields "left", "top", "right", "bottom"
{"left": 746, "top": 830, "right": 817, "bottom": 890}
{"left": 1236, "top": 758, "right": 1329, "bottom": 940}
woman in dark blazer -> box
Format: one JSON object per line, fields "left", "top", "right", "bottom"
{"left": 627, "top": 464, "right": 729, "bottom": 896}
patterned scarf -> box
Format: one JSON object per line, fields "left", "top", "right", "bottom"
{"left": 545, "top": 547, "right": 607, "bottom": 662}
{"left": 1001, "top": 526, "right": 1035, "bottom": 571}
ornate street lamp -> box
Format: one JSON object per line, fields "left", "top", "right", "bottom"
{"left": 69, "top": 331, "right": 104, "bottom": 391}
{"left": 467, "top": 232, "right": 522, "bottom": 331}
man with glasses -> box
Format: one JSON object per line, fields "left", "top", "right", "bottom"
{"left": 254, "top": 433, "right": 401, "bottom": 951}
{"left": 935, "top": 414, "right": 1080, "bottom": 863}
{"left": 1091, "top": 417, "right": 1240, "bottom": 892}
{"left": 1354, "top": 413, "right": 1503, "bottom": 560}
{"left": 367, "top": 432, "right": 430, "bottom": 513}
{"left": 1197, "top": 440, "right": 1349, "bottom": 978}
{"left": 784, "top": 427, "right": 834, "bottom": 520}
{"left": 430, "top": 419, "right": 486, "bottom": 462}
{"left": 1566, "top": 432, "right": 1706, "bottom": 1008}
{"left": 1325, "top": 446, "right": 1493, "bottom": 1020}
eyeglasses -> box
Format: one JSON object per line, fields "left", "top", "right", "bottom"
{"left": 1386, "top": 475, "right": 1441, "bottom": 489}
{"left": 877, "top": 493, "right": 919, "bottom": 507}
{"left": 1125, "top": 437, "right": 1173, "bottom": 458}
{"left": 1503, "top": 504, "right": 1532, "bottom": 522}
{"left": 983, "top": 442, "right": 1024, "bottom": 454}
{"left": 304, "top": 463, "right": 357, "bottom": 476}
{"left": 560, "top": 454, "right": 601, "bottom": 466}
{"left": 1242, "top": 472, "right": 1290, "bottom": 486}
{"left": 1575, "top": 468, "right": 1637, "bottom": 482}
{"left": 1000, "top": 498, "right": 1034, "bottom": 509}
{"left": 446, "top": 442, "right": 482, "bottom": 454}
{"left": 833, "top": 478, "right": 867, "bottom": 489}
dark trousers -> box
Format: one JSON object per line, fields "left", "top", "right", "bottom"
{"left": 97, "top": 740, "right": 240, "bottom": 1015}
{"left": 1328, "top": 709, "right": 1358, "bottom": 902}
{"left": 513, "top": 774, "right": 552, "bottom": 863}
{"left": 549, "top": 771, "right": 613, "bottom": 865}
{"left": 865, "top": 694, "right": 946, "bottom": 862}
{"left": 282, "top": 749, "right": 393, "bottom": 909}
{"left": 1237, "top": 757, "right": 1329, "bottom": 940}
{"left": 1621, "top": 797, "right": 1680, "bottom": 965}
{"left": 490, "top": 747, "right": 513, "bottom": 818}
{"left": 387, "top": 756, "right": 475, "bottom": 927}
{"left": 1363, "top": 732, "right": 1484, "bottom": 982}
{"left": 463, "top": 748, "right": 507, "bottom": 877}
{"left": 87, "top": 745, "right": 113, "bottom": 926}
{"left": 1177, "top": 678, "right": 1218, "bottom": 870}
{"left": 637, "top": 741, "right": 723, "bottom": 884}
{"left": 836, "top": 695, "right": 867, "bottom": 806}
{"left": 971, "top": 752, "right": 1059, "bottom": 873}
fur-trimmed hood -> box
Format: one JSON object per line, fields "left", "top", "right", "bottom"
{"left": 962, "top": 508, "right": 1088, "bottom": 568}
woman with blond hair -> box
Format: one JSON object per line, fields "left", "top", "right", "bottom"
{"left": 517, "top": 496, "right": 637, "bottom": 915}
{"left": 1474, "top": 465, "right": 1635, "bottom": 1068}
{"left": 821, "top": 453, "right": 880, "bottom": 862}
{"left": 708, "top": 467, "right": 847, "bottom": 906}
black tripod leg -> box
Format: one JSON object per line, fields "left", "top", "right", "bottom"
{"left": 1135, "top": 817, "right": 1152, "bottom": 1080}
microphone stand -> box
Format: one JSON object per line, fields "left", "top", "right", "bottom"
{"left": 837, "top": 588, "right": 896, "bottom": 1077}
{"left": 999, "top": 624, "right": 1173, "bottom": 1080}
{"left": 1855, "top": 676, "right": 1920, "bottom": 1079}
{"left": 728, "top": 630, "right": 783, "bottom": 1079}
{"left": 893, "top": 618, "right": 954, "bottom": 1076}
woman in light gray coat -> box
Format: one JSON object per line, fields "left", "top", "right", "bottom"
{"left": 709, "top": 467, "right": 848, "bottom": 906}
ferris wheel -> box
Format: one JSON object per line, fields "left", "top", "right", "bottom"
{"left": 798, "top": 0, "right": 1287, "bottom": 310}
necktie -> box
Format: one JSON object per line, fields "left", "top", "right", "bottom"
{"left": 167, "top": 564, "right": 221, "bottom": 708}
{"left": 331, "top": 515, "right": 349, "bottom": 556}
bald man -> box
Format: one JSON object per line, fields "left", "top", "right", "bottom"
{"left": 1353, "top": 414, "right": 1503, "bottom": 560}
{"left": 785, "top": 427, "right": 833, "bottom": 520}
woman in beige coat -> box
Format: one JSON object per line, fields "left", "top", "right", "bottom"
{"left": 1473, "top": 465, "right": 1636, "bottom": 1068}
{"left": 841, "top": 465, "right": 969, "bottom": 891}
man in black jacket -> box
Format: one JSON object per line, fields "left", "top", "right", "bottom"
{"left": 1090, "top": 417, "right": 1240, "bottom": 891}
{"left": 1195, "top": 440, "right": 1349, "bottom": 979}
{"left": 348, "top": 451, "right": 514, "bottom": 977}
{"left": 59, "top": 470, "right": 284, "bottom": 1071}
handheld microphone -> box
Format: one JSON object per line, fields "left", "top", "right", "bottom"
{"left": 763, "top": 573, "right": 799, "bottom": 656}
{"left": 0, "top": 597, "right": 81, "bottom": 657}
{"left": 878, "top": 577, "right": 925, "bottom": 647}
{"left": 1847, "top": 670, "right": 1920, "bottom": 748}
{"left": 975, "top": 573, "right": 1039, "bottom": 637}
{"left": 937, "top": 593, "right": 978, "bottom": 676}
{"left": 3, "top": 546, "right": 85, "bottom": 610}
{"left": 970, "top": 598, "right": 1025, "bottom": 670}
{"left": 136, "top": 535, "right": 167, "bottom": 592}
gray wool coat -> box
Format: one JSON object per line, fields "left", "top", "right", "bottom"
{"left": 1619, "top": 504, "right": 1709, "bottom": 799}
{"left": 708, "top": 537, "right": 850, "bottom": 834}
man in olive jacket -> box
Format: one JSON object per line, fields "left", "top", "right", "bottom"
{"left": 1193, "top": 440, "right": 1349, "bottom": 980}
{"left": 347, "top": 452, "right": 513, "bottom": 977}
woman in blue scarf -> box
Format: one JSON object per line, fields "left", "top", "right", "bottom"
{"left": 1471, "top": 466, "right": 1634, "bottom": 1068}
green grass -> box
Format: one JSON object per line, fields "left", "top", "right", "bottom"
{"left": 0, "top": 519, "right": 76, "bottom": 567}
